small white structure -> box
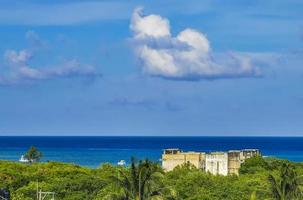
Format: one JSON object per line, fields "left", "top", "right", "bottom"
{"left": 205, "top": 152, "right": 228, "bottom": 176}
{"left": 38, "top": 191, "right": 55, "bottom": 200}
{"left": 37, "top": 182, "right": 55, "bottom": 200}
{"left": 19, "top": 155, "right": 30, "bottom": 163}
{"left": 117, "top": 160, "right": 126, "bottom": 166}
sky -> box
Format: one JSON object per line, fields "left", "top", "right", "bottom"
{"left": 0, "top": 0, "right": 303, "bottom": 136}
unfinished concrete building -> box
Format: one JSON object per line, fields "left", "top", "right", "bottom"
{"left": 162, "top": 148, "right": 260, "bottom": 175}
{"left": 205, "top": 152, "right": 228, "bottom": 175}
{"left": 162, "top": 149, "right": 205, "bottom": 171}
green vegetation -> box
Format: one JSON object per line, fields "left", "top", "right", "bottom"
{"left": 99, "top": 158, "right": 174, "bottom": 200}
{"left": 268, "top": 163, "right": 303, "bottom": 200}
{"left": 0, "top": 156, "right": 303, "bottom": 200}
{"left": 24, "top": 146, "right": 43, "bottom": 163}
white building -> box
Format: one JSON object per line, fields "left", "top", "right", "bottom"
{"left": 205, "top": 152, "right": 228, "bottom": 176}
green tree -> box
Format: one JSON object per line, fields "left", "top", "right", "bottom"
{"left": 25, "top": 146, "right": 43, "bottom": 163}
{"left": 268, "top": 163, "right": 303, "bottom": 200}
{"left": 111, "top": 158, "right": 169, "bottom": 200}
{"left": 239, "top": 156, "right": 270, "bottom": 174}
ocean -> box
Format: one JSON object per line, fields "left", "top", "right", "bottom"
{"left": 0, "top": 136, "right": 302, "bottom": 168}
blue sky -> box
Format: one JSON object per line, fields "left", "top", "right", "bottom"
{"left": 0, "top": 0, "right": 302, "bottom": 136}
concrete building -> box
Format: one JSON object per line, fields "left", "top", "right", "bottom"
{"left": 228, "top": 150, "right": 241, "bottom": 175}
{"left": 205, "top": 152, "right": 228, "bottom": 175}
{"left": 162, "top": 148, "right": 260, "bottom": 175}
{"left": 241, "top": 149, "right": 260, "bottom": 160}
{"left": 162, "top": 149, "right": 205, "bottom": 171}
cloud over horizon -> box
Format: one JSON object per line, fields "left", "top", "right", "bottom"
{"left": 130, "top": 7, "right": 262, "bottom": 80}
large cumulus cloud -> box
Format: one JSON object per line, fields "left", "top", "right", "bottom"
{"left": 130, "top": 7, "right": 261, "bottom": 80}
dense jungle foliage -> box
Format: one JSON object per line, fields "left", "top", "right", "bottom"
{"left": 0, "top": 156, "right": 303, "bottom": 200}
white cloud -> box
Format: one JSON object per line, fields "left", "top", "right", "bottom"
{"left": 1, "top": 31, "right": 101, "bottom": 85}
{"left": 43, "top": 59, "right": 97, "bottom": 78}
{"left": 131, "top": 7, "right": 171, "bottom": 39}
{"left": 131, "top": 8, "right": 262, "bottom": 80}
{"left": 4, "top": 50, "right": 32, "bottom": 65}
{"left": 1, "top": 49, "right": 99, "bottom": 85}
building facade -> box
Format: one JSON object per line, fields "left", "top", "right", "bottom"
{"left": 228, "top": 150, "right": 241, "bottom": 175}
{"left": 162, "top": 149, "right": 205, "bottom": 171}
{"left": 205, "top": 152, "right": 228, "bottom": 175}
{"left": 162, "top": 148, "right": 260, "bottom": 175}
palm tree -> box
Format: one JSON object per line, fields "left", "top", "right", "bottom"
{"left": 24, "top": 146, "right": 43, "bottom": 163}
{"left": 111, "top": 158, "right": 172, "bottom": 200}
{"left": 268, "top": 163, "right": 303, "bottom": 200}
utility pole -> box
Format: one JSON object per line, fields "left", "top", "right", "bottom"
{"left": 37, "top": 181, "right": 39, "bottom": 200}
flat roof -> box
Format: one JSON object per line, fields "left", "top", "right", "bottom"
{"left": 184, "top": 151, "right": 205, "bottom": 154}
{"left": 164, "top": 148, "right": 181, "bottom": 151}
{"left": 228, "top": 150, "right": 241, "bottom": 153}
{"left": 242, "top": 149, "right": 259, "bottom": 151}
{"left": 208, "top": 151, "right": 227, "bottom": 154}
{"left": 162, "top": 149, "right": 260, "bottom": 154}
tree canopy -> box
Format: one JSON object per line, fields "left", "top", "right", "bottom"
{"left": 0, "top": 156, "right": 302, "bottom": 200}
{"left": 24, "top": 146, "right": 43, "bottom": 163}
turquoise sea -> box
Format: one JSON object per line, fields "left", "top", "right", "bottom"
{"left": 0, "top": 136, "right": 302, "bottom": 168}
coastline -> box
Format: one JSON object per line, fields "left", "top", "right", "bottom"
{"left": 0, "top": 136, "right": 303, "bottom": 168}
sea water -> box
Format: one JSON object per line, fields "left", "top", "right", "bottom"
{"left": 0, "top": 136, "right": 302, "bottom": 168}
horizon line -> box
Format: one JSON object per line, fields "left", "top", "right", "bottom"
{"left": 0, "top": 135, "right": 303, "bottom": 137}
